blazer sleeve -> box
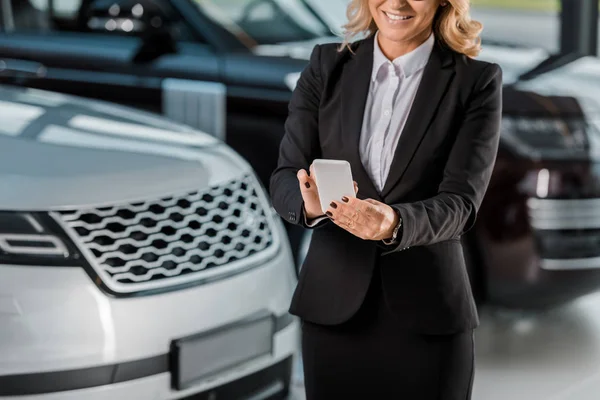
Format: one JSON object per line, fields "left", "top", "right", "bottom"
{"left": 269, "top": 44, "right": 330, "bottom": 229}
{"left": 384, "top": 63, "right": 503, "bottom": 254}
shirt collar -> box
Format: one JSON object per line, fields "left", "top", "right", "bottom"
{"left": 371, "top": 31, "right": 435, "bottom": 82}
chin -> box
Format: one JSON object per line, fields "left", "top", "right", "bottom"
{"left": 376, "top": 23, "right": 417, "bottom": 40}
{"left": 379, "top": 30, "right": 412, "bottom": 43}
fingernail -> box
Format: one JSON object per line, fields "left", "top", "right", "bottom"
{"left": 305, "top": 182, "right": 310, "bottom": 189}
{"left": 330, "top": 202, "right": 337, "bottom": 209}
{"left": 342, "top": 196, "right": 349, "bottom": 203}
{"left": 326, "top": 211, "right": 333, "bottom": 217}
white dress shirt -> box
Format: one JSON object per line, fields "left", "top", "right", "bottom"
{"left": 360, "top": 31, "right": 434, "bottom": 192}
{"left": 306, "top": 32, "right": 435, "bottom": 226}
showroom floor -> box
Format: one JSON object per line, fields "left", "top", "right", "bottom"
{"left": 289, "top": 291, "right": 600, "bottom": 400}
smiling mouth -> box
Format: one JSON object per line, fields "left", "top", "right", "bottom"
{"left": 383, "top": 11, "right": 414, "bottom": 21}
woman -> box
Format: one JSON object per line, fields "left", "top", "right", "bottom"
{"left": 270, "top": 0, "right": 502, "bottom": 398}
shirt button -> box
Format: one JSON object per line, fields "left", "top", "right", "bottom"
{"left": 384, "top": 110, "right": 391, "bottom": 116}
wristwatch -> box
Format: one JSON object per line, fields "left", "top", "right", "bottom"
{"left": 383, "top": 210, "right": 403, "bottom": 245}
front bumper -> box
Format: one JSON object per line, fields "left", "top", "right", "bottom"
{"left": 478, "top": 194, "right": 600, "bottom": 308}
{"left": 528, "top": 198, "right": 600, "bottom": 271}
{"left": 0, "top": 345, "right": 295, "bottom": 400}
{"left": 0, "top": 220, "right": 299, "bottom": 398}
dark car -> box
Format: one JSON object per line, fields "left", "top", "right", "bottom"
{"left": 3, "top": 0, "right": 600, "bottom": 310}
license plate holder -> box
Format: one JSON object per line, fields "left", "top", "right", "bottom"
{"left": 170, "top": 311, "right": 274, "bottom": 391}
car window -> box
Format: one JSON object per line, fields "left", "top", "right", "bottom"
{"left": 191, "top": 0, "right": 333, "bottom": 45}
{"left": 2, "top": 0, "right": 198, "bottom": 42}
{"left": 301, "top": 0, "right": 348, "bottom": 35}
{"left": 3, "top": 0, "right": 53, "bottom": 32}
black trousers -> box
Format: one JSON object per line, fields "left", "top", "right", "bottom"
{"left": 301, "top": 265, "right": 475, "bottom": 400}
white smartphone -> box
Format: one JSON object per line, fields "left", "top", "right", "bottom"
{"left": 311, "top": 159, "right": 356, "bottom": 214}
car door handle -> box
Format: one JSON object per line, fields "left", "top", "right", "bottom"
{"left": 0, "top": 58, "right": 47, "bottom": 78}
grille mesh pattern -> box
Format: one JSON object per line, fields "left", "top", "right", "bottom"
{"left": 57, "top": 176, "right": 273, "bottom": 290}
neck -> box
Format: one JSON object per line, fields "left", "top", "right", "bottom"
{"left": 377, "top": 29, "right": 432, "bottom": 60}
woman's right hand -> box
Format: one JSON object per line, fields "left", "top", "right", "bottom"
{"left": 297, "top": 165, "right": 323, "bottom": 220}
{"left": 297, "top": 165, "right": 359, "bottom": 221}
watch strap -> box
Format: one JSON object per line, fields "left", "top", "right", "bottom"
{"left": 382, "top": 210, "right": 402, "bottom": 245}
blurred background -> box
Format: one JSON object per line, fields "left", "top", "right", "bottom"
{"left": 1, "top": 0, "right": 600, "bottom": 399}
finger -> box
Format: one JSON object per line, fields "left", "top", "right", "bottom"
{"left": 339, "top": 196, "right": 373, "bottom": 216}
{"left": 333, "top": 213, "right": 369, "bottom": 239}
{"left": 333, "top": 198, "right": 358, "bottom": 215}
{"left": 354, "top": 181, "right": 359, "bottom": 195}
{"left": 297, "top": 168, "right": 308, "bottom": 181}
{"left": 330, "top": 213, "right": 361, "bottom": 235}
{"left": 326, "top": 203, "right": 370, "bottom": 239}
{"left": 339, "top": 195, "right": 359, "bottom": 206}
{"left": 331, "top": 207, "right": 353, "bottom": 227}
{"left": 297, "top": 169, "right": 314, "bottom": 190}
{"left": 329, "top": 200, "right": 370, "bottom": 228}
{"left": 309, "top": 164, "right": 316, "bottom": 180}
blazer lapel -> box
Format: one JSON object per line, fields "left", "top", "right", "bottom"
{"left": 381, "top": 42, "right": 456, "bottom": 198}
{"left": 340, "top": 36, "right": 380, "bottom": 200}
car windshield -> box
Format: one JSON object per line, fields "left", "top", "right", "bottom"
{"left": 190, "top": 0, "right": 347, "bottom": 45}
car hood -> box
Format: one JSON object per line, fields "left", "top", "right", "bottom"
{"left": 253, "top": 37, "right": 340, "bottom": 61}
{"left": 253, "top": 37, "right": 550, "bottom": 86}
{"left": 508, "top": 56, "right": 600, "bottom": 118}
{"left": 0, "top": 86, "right": 250, "bottom": 211}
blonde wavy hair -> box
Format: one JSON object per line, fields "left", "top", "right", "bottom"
{"left": 341, "top": 0, "right": 483, "bottom": 58}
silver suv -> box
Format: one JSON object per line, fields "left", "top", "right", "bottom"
{"left": 0, "top": 86, "right": 299, "bottom": 399}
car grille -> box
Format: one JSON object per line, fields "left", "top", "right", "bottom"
{"left": 55, "top": 175, "right": 275, "bottom": 293}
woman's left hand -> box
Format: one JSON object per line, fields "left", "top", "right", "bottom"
{"left": 326, "top": 197, "right": 399, "bottom": 241}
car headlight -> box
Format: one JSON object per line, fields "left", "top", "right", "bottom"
{"left": 501, "top": 116, "right": 594, "bottom": 160}
{"left": 0, "top": 211, "right": 81, "bottom": 266}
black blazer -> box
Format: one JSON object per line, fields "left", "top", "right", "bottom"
{"left": 269, "top": 36, "right": 503, "bottom": 335}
